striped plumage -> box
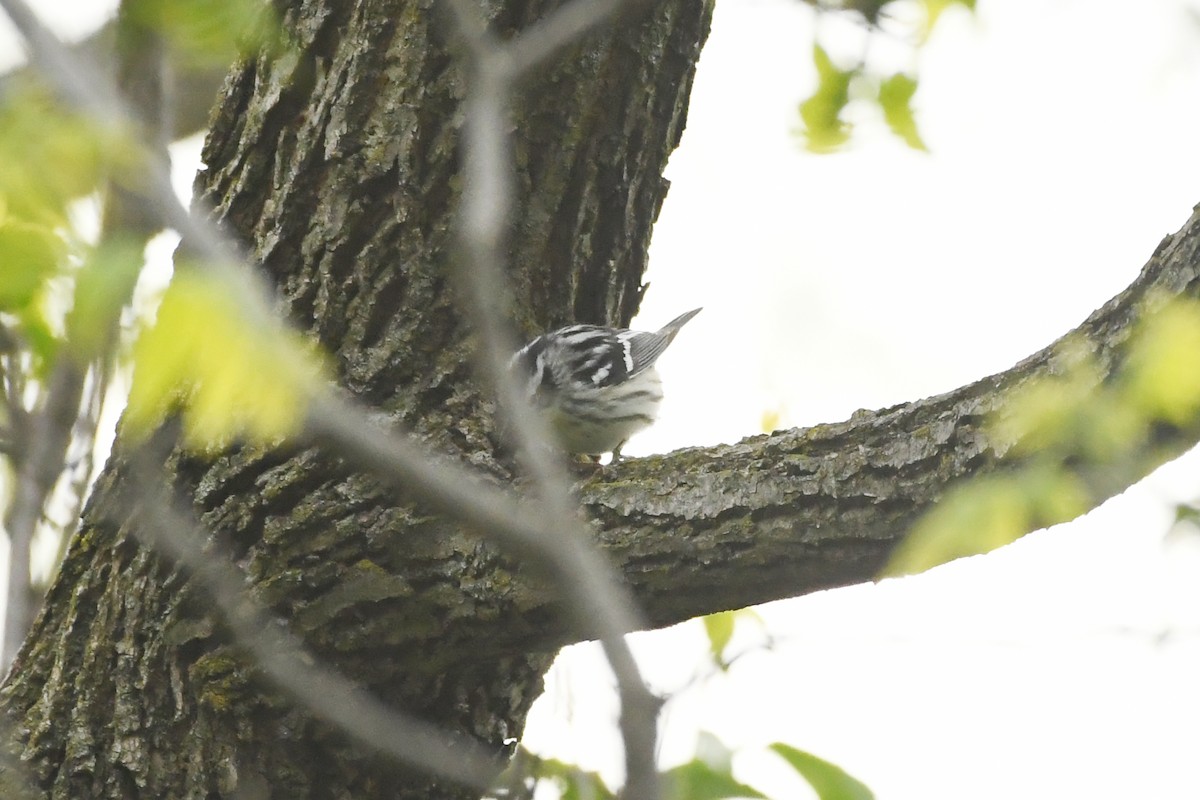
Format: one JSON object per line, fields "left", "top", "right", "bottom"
{"left": 510, "top": 308, "right": 701, "bottom": 457}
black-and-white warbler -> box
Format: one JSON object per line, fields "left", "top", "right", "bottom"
{"left": 510, "top": 308, "right": 701, "bottom": 458}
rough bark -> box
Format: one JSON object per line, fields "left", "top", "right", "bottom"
{"left": 3, "top": 0, "right": 1200, "bottom": 799}
{"left": 2, "top": 0, "right": 714, "bottom": 798}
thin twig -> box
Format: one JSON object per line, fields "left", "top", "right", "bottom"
{"left": 446, "top": 1, "right": 663, "bottom": 796}
{"left": 504, "top": 0, "right": 659, "bottom": 80}
{"left": 2, "top": 361, "right": 85, "bottom": 671}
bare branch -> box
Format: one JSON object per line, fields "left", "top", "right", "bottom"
{"left": 2, "top": 362, "right": 85, "bottom": 670}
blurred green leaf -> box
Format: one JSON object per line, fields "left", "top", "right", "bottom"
{"left": 14, "top": 307, "right": 61, "bottom": 371}
{"left": 125, "top": 0, "right": 283, "bottom": 68}
{"left": 877, "top": 73, "right": 927, "bottom": 151}
{"left": 887, "top": 462, "right": 1088, "bottom": 576}
{"left": 0, "top": 84, "right": 131, "bottom": 225}
{"left": 66, "top": 237, "right": 146, "bottom": 360}
{"left": 702, "top": 609, "right": 764, "bottom": 669}
{"left": 769, "top": 743, "right": 874, "bottom": 800}
{"left": 799, "top": 45, "right": 854, "bottom": 153}
{"left": 522, "top": 755, "right": 616, "bottom": 800}
{"left": 125, "top": 270, "right": 327, "bottom": 449}
{"left": 1174, "top": 502, "right": 1200, "bottom": 528}
{"left": 663, "top": 758, "right": 766, "bottom": 800}
{"left": 886, "top": 475, "right": 1027, "bottom": 576}
{"left": 703, "top": 611, "right": 736, "bottom": 666}
{"left": 990, "top": 338, "right": 1142, "bottom": 460}
{"left": 0, "top": 220, "right": 62, "bottom": 310}
{"left": 1016, "top": 461, "right": 1089, "bottom": 529}
{"left": 559, "top": 770, "right": 616, "bottom": 800}
{"left": 1124, "top": 298, "right": 1200, "bottom": 425}
{"left": 920, "top": 0, "right": 975, "bottom": 36}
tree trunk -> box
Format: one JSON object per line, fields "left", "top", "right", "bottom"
{"left": 5, "top": 0, "right": 1200, "bottom": 798}
{"left": 1, "top": 0, "right": 715, "bottom": 798}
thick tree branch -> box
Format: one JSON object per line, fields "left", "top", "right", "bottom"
{"left": 581, "top": 210, "right": 1200, "bottom": 630}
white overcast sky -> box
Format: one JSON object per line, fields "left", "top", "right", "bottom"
{"left": 4, "top": 1, "right": 1200, "bottom": 799}
{"left": 540, "top": 2, "right": 1200, "bottom": 799}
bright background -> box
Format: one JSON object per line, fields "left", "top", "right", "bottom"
{"left": 532, "top": 2, "right": 1200, "bottom": 798}
{"left": 4, "top": 1, "right": 1200, "bottom": 798}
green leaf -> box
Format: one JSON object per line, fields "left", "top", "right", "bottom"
{"left": 920, "top": 0, "right": 975, "bottom": 36}
{"left": 886, "top": 460, "right": 1086, "bottom": 576}
{"left": 560, "top": 772, "right": 617, "bottom": 800}
{"left": 702, "top": 609, "right": 765, "bottom": 668}
{"left": 1017, "top": 461, "right": 1089, "bottom": 530}
{"left": 769, "top": 743, "right": 874, "bottom": 800}
{"left": 884, "top": 475, "right": 1028, "bottom": 576}
{"left": 14, "top": 307, "right": 61, "bottom": 371}
{"left": 523, "top": 755, "right": 617, "bottom": 800}
{"left": 663, "top": 758, "right": 766, "bottom": 800}
{"left": 0, "top": 220, "right": 62, "bottom": 310}
{"left": 125, "top": 0, "right": 283, "bottom": 68}
{"left": 798, "top": 45, "right": 854, "bottom": 153}
{"left": 1124, "top": 298, "right": 1200, "bottom": 425}
{"left": 125, "top": 270, "right": 328, "bottom": 449}
{"left": 877, "top": 73, "right": 927, "bottom": 151}
{"left": 0, "top": 84, "right": 131, "bottom": 225}
{"left": 703, "top": 611, "right": 736, "bottom": 666}
{"left": 1174, "top": 502, "right": 1200, "bottom": 528}
{"left": 66, "top": 237, "right": 146, "bottom": 359}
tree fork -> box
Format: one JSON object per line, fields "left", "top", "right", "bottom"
{"left": 2, "top": 1, "right": 715, "bottom": 798}
{"left": 4, "top": 0, "right": 1200, "bottom": 799}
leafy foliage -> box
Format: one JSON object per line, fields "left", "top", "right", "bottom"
{"left": 919, "top": 0, "right": 976, "bottom": 36}
{"left": 123, "top": 0, "right": 283, "bottom": 68}
{"left": 795, "top": 0, "right": 975, "bottom": 152}
{"left": 0, "top": 220, "right": 61, "bottom": 311}
{"left": 877, "top": 73, "right": 927, "bottom": 151}
{"left": 703, "top": 608, "right": 766, "bottom": 670}
{"left": 663, "top": 758, "right": 767, "bottom": 799}
{"left": 1125, "top": 299, "right": 1200, "bottom": 424}
{"left": 125, "top": 269, "right": 328, "bottom": 450}
{"left": 0, "top": 84, "right": 134, "bottom": 226}
{"left": 799, "top": 45, "right": 853, "bottom": 153}
{"left": 770, "top": 743, "right": 875, "bottom": 800}
{"left": 661, "top": 732, "right": 763, "bottom": 799}
{"left": 892, "top": 296, "right": 1200, "bottom": 575}
{"left": 495, "top": 733, "right": 876, "bottom": 800}
{"left": 67, "top": 237, "right": 148, "bottom": 359}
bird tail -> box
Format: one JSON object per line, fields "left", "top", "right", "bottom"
{"left": 657, "top": 307, "right": 702, "bottom": 343}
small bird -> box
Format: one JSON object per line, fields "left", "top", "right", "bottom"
{"left": 510, "top": 308, "right": 701, "bottom": 460}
